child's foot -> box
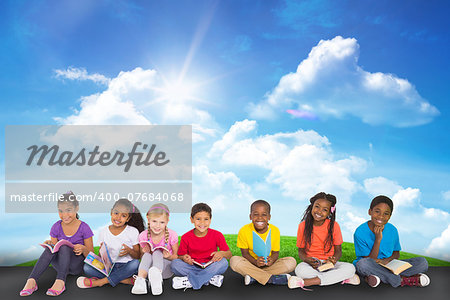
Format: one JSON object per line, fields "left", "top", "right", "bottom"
{"left": 46, "top": 280, "right": 65, "bottom": 296}
{"left": 209, "top": 275, "right": 224, "bottom": 287}
{"left": 172, "top": 276, "right": 192, "bottom": 289}
{"left": 365, "top": 275, "right": 380, "bottom": 288}
{"left": 131, "top": 276, "right": 147, "bottom": 295}
{"left": 401, "top": 273, "right": 430, "bottom": 287}
{"left": 268, "top": 274, "right": 291, "bottom": 285}
{"left": 76, "top": 277, "right": 100, "bottom": 289}
{"left": 148, "top": 266, "right": 163, "bottom": 295}
{"left": 288, "top": 276, "right": 311, "bottom": 291}
{"left": 244, "top": 275, "right": 256, "bottom": 285}
{"left": 341, "top": 274, "right": 360, "bottom": 285}
{"left": 20, "top": 279, "right": 38, "bottom": 296}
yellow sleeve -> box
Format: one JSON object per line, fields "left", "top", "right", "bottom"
{"left": 236, "top": 225, "right": 250, "bottom": 249}
{"left": 270, "top": 224, "right": 281, "bottom": 252}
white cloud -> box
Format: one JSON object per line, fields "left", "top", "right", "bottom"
{"left": 248, "top": 36, "right": 439, "bottom": 127}
{"left": 209, "top": 119, "right": 366, "bottom": 203}
{"left": 55, "top": 67, "right": 219, "bottom": 142}
{"left": 426, "top": 225, "right": 450, "bottom": 261}
{"left": 54, "top": 66, "right": 110, "bottom": 85}
{"left": 363, "top": 177, "right": 402, "bottom": 198}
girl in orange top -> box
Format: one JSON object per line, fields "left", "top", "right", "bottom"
{"left": 288, "top": 192, "right": 359, "bottom": 290}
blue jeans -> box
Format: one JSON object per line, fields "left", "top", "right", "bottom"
{"left": 171, "top": 258, "right": 228, "bottom": 290}
{"left": 355, "top": 257, "right": 428, "bottom": 287}
{"left": 83, "top": 259, "right": 140, "bottom": 287}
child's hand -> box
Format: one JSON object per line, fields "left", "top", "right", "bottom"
{"left": 73, "top": 244, "right": 85, "bottom": 256}
{"left": 256, "top": 256, "right": 266, "bottom": 267}
{"left": 327, "top": 256, "right": 337, "bottom": 264}
{"left": 375, "top": 258, "right": 391, "bottom": 265}
{"left": 43, "top": 240, "right": 53, "bottom": 246}
{"left": 373, "top": 225, "right": 384, "bottom": 241}
{"left": 182, "top": 254, "right": 193, "bottom": 265}
{"left": 142, "top": 244, "right": 151, "bottom": 253}
{"left": 210, "top": 251, "right": 224, "bottom": 262}
{"left": 266, "top": 255, "right": 275, "bottom": 267}
{"left": 305, "top": 257, "right": 320, "bottom": 269}
{"left": 162, "top": 250, "right": 171, "bottom": 259}
{"left": 119, "top": 244, "right": 131, "bottom": 257}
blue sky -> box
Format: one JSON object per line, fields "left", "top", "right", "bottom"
{"left": 1, "top": 0, "right": 450, "bottom": 265}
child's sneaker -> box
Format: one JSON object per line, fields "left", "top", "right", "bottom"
{"left": 131, "top": 276, "right": 147, "bottom": 295}
{"left": 366, "top": 275, "right": 380, "bottom": 287}
{"left": 172, "top": 277, "right": 192, "bottom": 289}
{"left": 401, "top": 273, "right": 430, "bottom": 287}
{"left": 341, "top": 274, "right": 360, "bottom": 285}
{"left": 268, "top": 274, "right": 291, "bottom": 285}
{"left": 209, "top": 275, "right": 224, "bottom": 287}
{"left": 288, "top": 276, "right": 310, "bottom": 290}
{"left": 244, "top": 275, "right": 256, "bottom": 285}
{"left": 148, "top": 266, "right": 163, "bottom": 295}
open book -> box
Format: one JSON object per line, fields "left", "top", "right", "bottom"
{"left": 139, "top": 241, "right": 169, "bottom": 252}
{"left": 84, "top": 243, "right": 115, "bottom": 276}
{"left": 40, "top": 239, "right": 74, "bottom": 253}
{"left": 378, "top": 259, "right": 412, "bottom": 275}
{"left": 252, "top": 229, "right": 271, "bottom": 263}
{"left": 311, "top": 257, "right": 335, "bottom": 272}
{"left": 192, "top": 259, "right": 214, "bottom": 269}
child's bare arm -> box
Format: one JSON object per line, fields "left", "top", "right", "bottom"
{"left": 241, "top": 248, "right": 263, "bottom": 267}
{"left": 329, "top": 245, "right": 342, "bottom": 263}
{"left": 368, "top": 225, "right": 383, "bottom": 259}
{"left": 266, "top": 251, "right": 279, "bottom": 266}
{"left": 298, "top": 247, "right": 320, "bottom": 268}
{"left": 164, "top": 243, "right": 179, "bottom": 261}
{"left": 211, "top": 250, "right": 232, "bottom": 261}
{"left": 376, "top": 250, "right": 400, "bottom": 265}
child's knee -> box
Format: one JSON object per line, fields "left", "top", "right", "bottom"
{"left": 355, "top": 258, "right": 374, "bottom": 273}
{"left": 230, "top": 256, "right": 244, "bottom": 271}
{"left": 282, "top": 257, "right": 297, "bottom": 271}
{"left": 412, "top": 257, "right": 428, "bottom": 272}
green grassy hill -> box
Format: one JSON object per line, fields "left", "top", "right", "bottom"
{"left": 16, "top": 234, "right": 450, "bottom": 267}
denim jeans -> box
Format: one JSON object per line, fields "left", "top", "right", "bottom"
{"left": 355, "top": 257, "right": 428, "bottom": 287}
{"left": 83, "top": 259, "right": 140, "bottom": 287}
{"left": 29, "top": 245, "right": 84, "bottom": 282}
{"left": 171, "top": 258, "right": 228, "bottom": 290}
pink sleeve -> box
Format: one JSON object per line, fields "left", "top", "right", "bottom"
{"left": 138, "top": 230, "right": 148, "bottom": 242}
{"left": 333, "top": 222, "right": 343, "bottom": 245}
{"left": 169, "top": 229, "right": 178, "bottom": 246}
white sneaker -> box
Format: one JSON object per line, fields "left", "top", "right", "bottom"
{"left": 148, "top": 266, "right": 163, "bottom": 295}
{"left": 419, "top": 273, "right": 430, "bottom": 287}
{"left": 172, "top": 276, "right": 192, "bottom": 289}
{"left": 209, "top": 275, "right": 224, "bottom": 287}
{"left": 131, "top": 276, "right": 147, "bottom": 295}
{"left": 341, "top": 274, "right": 360, "bottom": 285}
{"left": 244, "top": 275, "right": 255, "bottom": 285}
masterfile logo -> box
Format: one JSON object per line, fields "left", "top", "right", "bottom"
{"left": 5, "top": 125, "right": 192, "bottom": 213}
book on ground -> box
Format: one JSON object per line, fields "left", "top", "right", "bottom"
{"left": 379, "top": 259, "right": 412, "bottom": 275}
{"left": 84, "top": 243, "right": 115, "bottom": 276}
{"left": 252, "top": 229, "right": 271, "bottom": 262}
{"left": 40, "top": 240, "right": 74, "bottom": 253}
{"left": 139, "top": 241, "right": 169, "bottom": 252}
{"left": 192, "top": 259, "right": 214, "bottom": 268}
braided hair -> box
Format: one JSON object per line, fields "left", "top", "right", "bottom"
{"left": 301, "top": 192, "right": 337, "bottom": 254}
{"left": 112, "top": 199, "right": 145, "bottom": 233}
{"left": 147, "top": 204, "right": 170, "bottom": 246}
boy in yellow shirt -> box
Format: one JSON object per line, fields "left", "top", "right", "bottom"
{"left": 230, "top": 200, "right": 296, "bottom": 285}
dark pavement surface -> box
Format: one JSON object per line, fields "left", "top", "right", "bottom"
{"left": 1, "top": 266, "right": 449, "bottom": 300}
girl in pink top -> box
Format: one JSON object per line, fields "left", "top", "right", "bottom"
{"left": 131, "top": 204, "right": 178, "bottom": 295}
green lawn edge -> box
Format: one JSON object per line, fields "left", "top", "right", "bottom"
{"left": 16, "top": 234, "right": 450, "bottom": 267}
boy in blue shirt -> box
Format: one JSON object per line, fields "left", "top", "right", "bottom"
{"left": 353, "top": 195, "right": 430, "bottom": 288}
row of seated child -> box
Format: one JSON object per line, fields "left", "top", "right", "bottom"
{"left": 19, "top": 191, "right": 430, "bottom": 297}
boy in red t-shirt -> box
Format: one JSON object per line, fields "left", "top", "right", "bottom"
{"left": 171, "top": 203, "right": 232, "bottom": 290}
